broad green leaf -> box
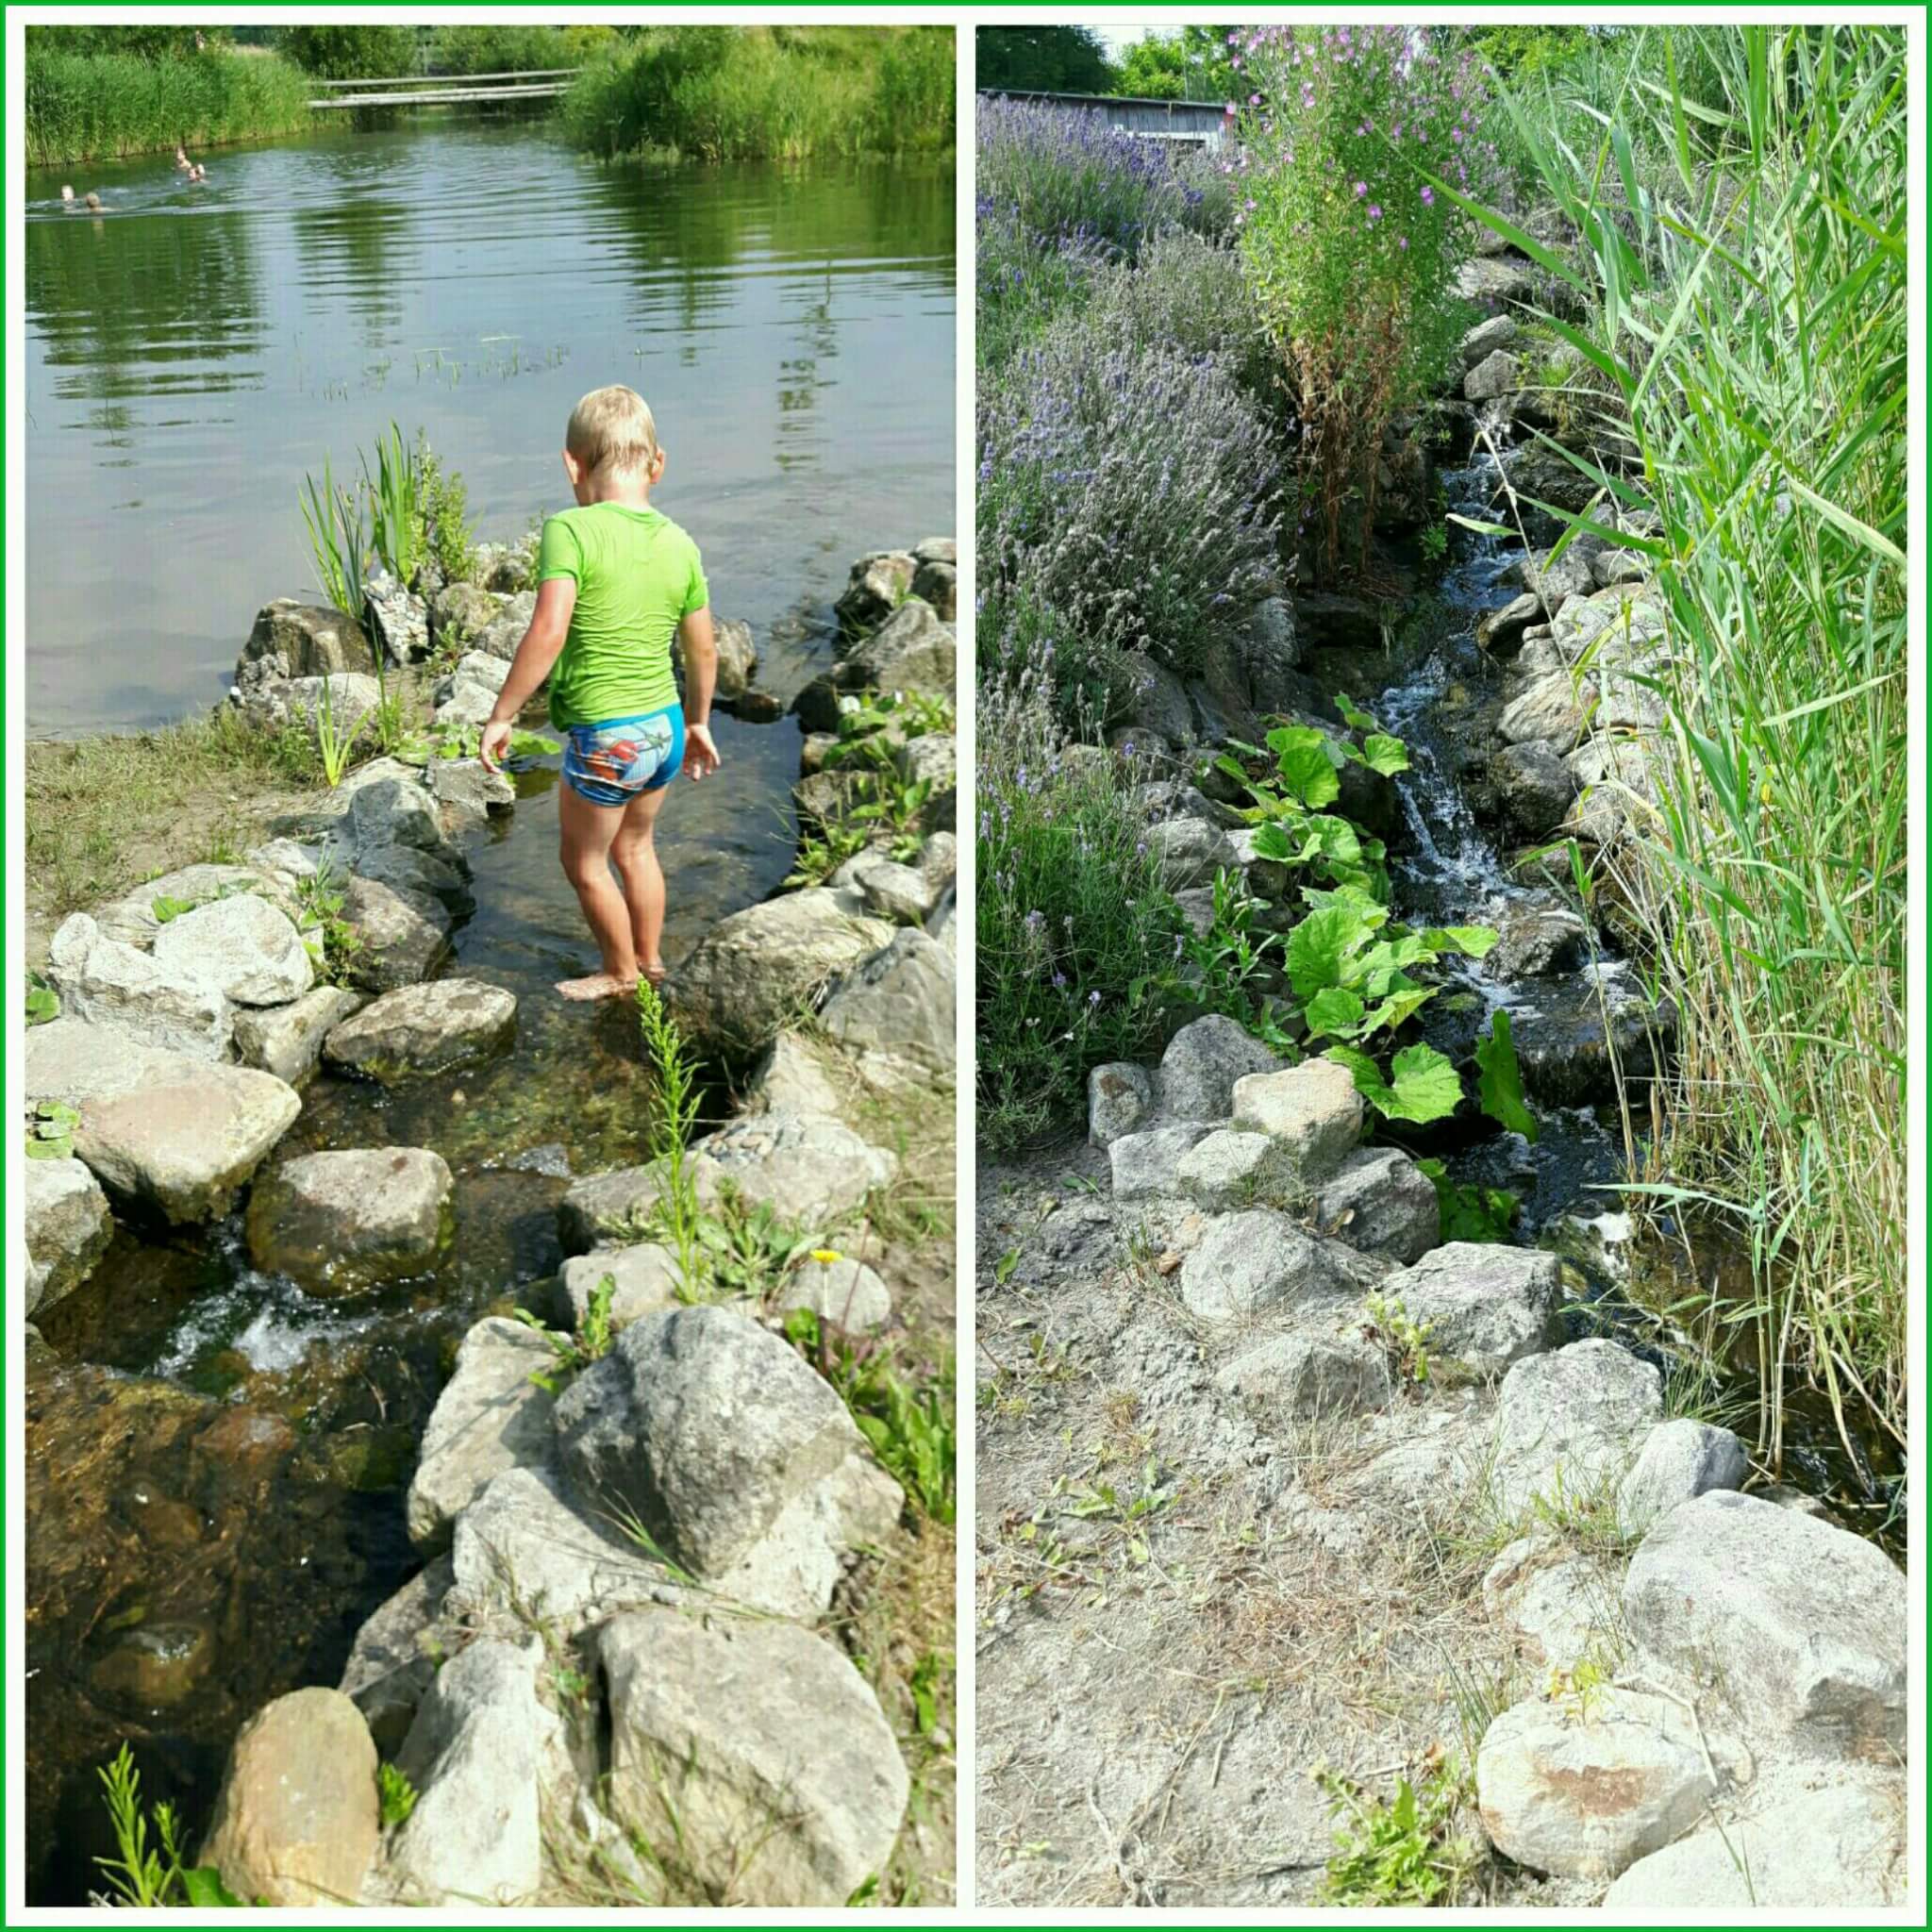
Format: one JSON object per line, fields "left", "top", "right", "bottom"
{"left": 1419, "top": 1158, "right": 1521, "bottom": 1243}
{"left": 25, "top": 1136, "right": 74, "bottom": 1160}
{"left": 1266, "top": 725, "right": 1341, "bottom": 809}
{"left": 1361, "top": 986, "right": 1436, "bottom": 1035}
{"left": 151, "top": 895, "right": 197, "bottom": 924}
{"left": 1287, "top": 904, "right": 1373, "bottom": 1000}
{"left": 179, "top": 1869, "right": 247, "bottom": 1909}
{"left": 1360, "top": 733, "right": 1410, "bottom": 776}
{"left": 1333, "top": 694, "right": 1378, "bottom": 733}
{"left": 1250, "top": 819, "right": 1296, "bottom": 863}
{"left": 1325, "top": 1042, "right": 1464, "bottom": 1124}
{"left": 25, "top": 985, "right": 60, "bottom": 1025}
{"left": 1304, "top": 986, "right": 1366, "bottom": 1040}
{"left": 1475, "top": 1008, "right": 1539, "bottom": 1142}
{"left": 1422, "top": 924, "right": 1500, "bottom": 960}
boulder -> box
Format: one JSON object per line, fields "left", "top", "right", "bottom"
{"left": 1107, "top": 1122, "right": 1214, "bottom": 1200}
{"left": 1491, "top": 1340, "right": 1661, "bottom": 1519}
{"left": 340, "top": 877, "right": 454, "bottom": 991}
{"left": 1214, "top": 1329, "right": 1391, "bottom": 1420}
{"left": 1499, "top": 673, "right": 1593, "bottom": 751}
{"left": 1238, "top": 596, "right": 1302, "bottom": 712}
{"left": 24, "top": 1154, "right": 113, "bottom": 1314}
{"left": 1314, "top": 1147, "right": 1439, "bottom": 1265}
{"left": 1157, "top": 1014, "right": 1284, "bottom": 1121}
{"left": 1375, "top": 1242, "right": 1564, "bottom": 1380}
{"left": 427, "top": 756, "right": 515, "bottom": 824}
{"left": 429, "top": 579, "right": 506, "bottom": 645}
{"left": 698, "top": 1110, "right": 897, "bottom": 1227}
{"left": 838, "top": 598, "right": 954, "bottom": 696}
{"left": 1482, "top": 1537, "right": 1620, "bottom": 1672}
{"left": 46, "top": 912, "right": 233, "bottom": 1060}
{"left": 149, "top": 892, "right": 313, "bottom": 1008}
{"left": 1491, "top": 741, "right": 1580, "bottom": 841}
{"left": 818, "top": 928, "right": 955, "bottom": 1074}
{"left": 1477, "top": 1688, "right": 1740, "bottom": 1879}
{"left": 1615, "top": 1417, "right": 1748, "bottom": 1537}
{"left": 911, "top": 557, "right": 956, "bottom": 620}
{"left": 667, "top": 889, "right": 894, "bottom": 1057}
{"left": 198, "top": 1687, "right": 378, "bottom": 1907}
{"left": 554, "top": 1304, "right": 862, "bottom": 1578}
{"left": 236, "top": 599, "right": 375, "bottom": 691}
{"left": 913, "top": 536, "right": 956, "bottom": 565}
{"left": 1519, "top": 542, "right": 1600, "bottom": 618}
{"left": 323, "top": 979, "right": 517, "bottom": 1081}
{"left": 1621, "top": 1490, "right": 1906, "bottom": 1758}
{"left": 1465, "top": 348, "right": 1523, "bottom": 403}
{"left": 1511, "top": 968, "right": 1674, "bottom": 1108}
{"left": 743, "top": 1031, "right": 845, "bottom": 1120}
{"left": 246, "top": 1147, "right": 454, "bottom": 1294}
{"left": 90, "top": 862, "right": 299, "bottom": 951}
{"left": 1475, "top": 591, "right": 1544, "bottom": 656}
{"left": 1489, "top": 901, "right": 1590, "bottom": 981}
{"left": 338, "top": 1558, "right": 456, "bottom": 1757}
{"left": 1146, "top": 815, "right": 1238, "bottom": 889}
{"left": 1114, "top": 649, "right": 1194, "bottom": 745}
{"left": 232, "top": 986, "right": 365, "bottom": 1085}
{"left": 834, "top": 549, "right": 916, "bottom": 634}
{"left": 1229, "top": 1060, "right": 1363, "bottom": 1181}
{"left": 1603, "top": 1776, "right": 1906, "bottom": 1908}
{"left": 830, "top": 853, "right": 941, "bottom": 926}
{"left": 777, "top": 1254, "right": 893, "bottom": 1334}
{"left": 432, "top": 653, "right": 512, "bottom": 726}
{"left": 1591, "top": 547, "right": 1652, "bottom": 591}
{"left": 562, "top": 1243, "right": 682, "bottom": 1330}
{"left": 1178, "top": 1208, "right": 1379, "bottom": 1322}
{"left": 388, "top": 1639, "right": 565, "bottom": 1907}
{"left": 347, "top": 841, "right": 473, "bottom": 916}
{"left": 234, "top": 672, "right": 384, "bottom": 737}
{"left": 893, "top": 731, "right": 956, "bottom": 796}
{"left": 406, "top": 1317, "right": 558, "bottom": 1553}
{"left": 470, "top": 589, "right": 537, "bottom": 661}
{"left": 1461, "top": 313, "right": 1520, "bottom": 365}
{"left": 596, "top": 1608, "right": 908, "bottom": 1906}
{"left": 1174, "top": 1128, "right": 1300, "bottom": 1210}
{"left": 1088, "top": 1061, "right": 1154, "bottom": 1148}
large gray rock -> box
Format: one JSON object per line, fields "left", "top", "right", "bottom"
{"left": 838, "top": 596, "right": 954, "bottom": 696}
{"left": 554, "top": 1304, "right": 860, "bottom": 1578}
{"left": 596, "top": 1607, "right": 908, "bottom": 1907}
{"left": 1615, "top": 1417, "right": 1748, "bottom": 1536}
{"left": 1157, "top": 1014, "right": 1283, "bottom": 1121}
{"left": 198, "top": 1687, "right": 378, "bottom": 1906}
{"left": 149, "top": 892, "right": 312, "bottom": 1007}
{"left": 1621, "top": 1490, "right": 1906, "bottom": 1758}
{"left": 694, "top": 1111, "right": 897, "bottom": 1230}
{"left": 46, "top": 912, "right": 233, "bottom": 1059}
{"left": 1603, "top": 1775, "right": 1907, "bottom": 1908}
{"left": 232, "top": 986, "right": 365, "bottom": 1085}
{"left": 1215, "top": 1329, "right": 1391, "bottom": 1420}
{"left": 1489, "top": 900, "right": 1590, "bottom": 980}
{"left": 1460, "top": 313, "right": 1520, "bottom": 365}
{"left": 1491, "top": 741, "right": 1579, "bottom": 842}
{"left": 340, "top": 876, "right": 454, "bottom": 991}
{"left": 818, "top": 929, "right": 955, "bottom": 1074}
{"left": 1146, "top": 815, "right": 1238, "bottom": 889}
{"left": 245, "top": 1147, "right": 453, "bottom": 1294}
{"left": 90, "top": 863, "right": 299, "bottom": 951}
{"left": 1465, "top": 347, "right": 1524, "bottom": 402}
{"left": 1239, "top": 596, "right": 1302, "bottom": 710}
{"left": 470, "top": 589, "right": 537, "bottom": 661}
{"left": 743, "top": 1031, "right": 844, "bottom": 1120}
{"left": 1475, "top": 591, "right": 1544, "bottom": 656}
{"left": 236, "top": 599, "right": 375, "bottom": 691}
{"left": 1179, "top": 1209, "right": 1378, "bottom": 1322}
{"left": 834, "top": 549, "right": 916, "bottom": 634}
{"left": 1482, "top": 1537, "right": 1621, "bottom": 1673}
{"left": 1315, "top": 1147, "right": 1439, "bottom": 1265}
{"left": 1477, "top": 1689, "right": 1740, "bottom": 1880}
{"left": 24, "top": 1154, "right": 113, "bottom": 1314}
{"left": 426, "top": 756, "right": 515, "bottom": 825}
{"left": 406, "top": 1317, "right": 558, "bottom": 1553}
{"left": 562, "top": 1243, "right": 683, "bottom": 1330}
{"left": 388, "top": 1639, "right": 565, "bottom": 1907}
{"left": 666, "top": 889, "right": 894, "bottom": 1056}
{"left": 323, "top": 978, "right": 516, "bottom": 1082}
{"left": 1107, "top": 1122, "right": 1214, "bottom": 1200}
{"left": 338, "top": 758, "right": 458, "bottom": 857}
{"left": 363, "top": 569, "right": 428, "bottom": 665}
{"left": 338, "top": 1558, "right": 456, "bottom": 1757}
{"left": 1500, "top": 672, "right": 1594, "bottom": 751}
{"left": 1491, "top": 1340, "right": 1661, "bottom": 1519}
{"left": 1088, "top": 1061, "right": 1154, "bottom": 1148}
{"left": 429, "top": 579, "right": 507, "bottom": 646}
{"left": 234, "top": 672, "right": 384, "bottom": 739}
{"left": 1229, "top": 1059, "right": 1363, "bottom": 1182}
{"left": 1174, "top": 1129, "right": 1300, "bottom": 1210}
{"left": 1374, "top": 1242, "right": 1564, "bottom": 1378}
{"left": 432, "top": 652, "right": 512, "bottom": 725}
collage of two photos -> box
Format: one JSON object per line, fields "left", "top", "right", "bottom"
{"left": 8, "top": 8, "right": 1920, "bottom": 1922}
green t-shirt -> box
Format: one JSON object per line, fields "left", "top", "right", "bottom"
{"left": 536, "top": 503, "right": 708, "bottom": 729}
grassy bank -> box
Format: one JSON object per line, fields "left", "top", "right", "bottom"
{"left": 25, "top": 47, "right": 311, "bottom": 164}
{"left": 1493, "top": 25, "right": 1907, "bottom": 1455}
{"left": 560, "top": 25, "right": 954, "bottom": 162}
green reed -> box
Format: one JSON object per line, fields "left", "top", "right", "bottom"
{"left": 26, "top": 46, "right": 310, "bottom": 164}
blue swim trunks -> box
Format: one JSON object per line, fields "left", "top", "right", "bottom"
{"left": 561, "top": 705, "right": 685, "bottom": 807}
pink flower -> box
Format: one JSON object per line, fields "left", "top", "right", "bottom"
{"left": 1420, "top": 185, "right": 1434, "bottom": 205}
{"left": 1368, "top": 204, "right": 1382, "bottom": 221}
{"left": 1354, "top": 180, "right": 1367, "bottom": 197}
{"left": 1225, "top": 102, "right": 1238, "bottom": 117}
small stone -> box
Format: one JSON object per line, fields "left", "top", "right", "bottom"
{"left": 1314, "top": 1146, "right": 1439, "bottom": 1264}
{"left": 710, "top": 618, "right": 758, "bottom": 699}
{"left": 1615, "top": 1417, "right": 1748, "bottom": 1536}
{"left": 1489, "top": 901, "right": 1591, "bottom": 981}
{"left": 90, "top": 1620, "right": 214, "bottom": 1709}
{"left": 1214, "top": 1329, "right": 1391, "bottom": 1419}
{"left": 1088, "top": 1061, "right": 1153, "bottom": 1148}
{"left": 777, "top": 1254, "right": 893, "bottom": 1333}
{"left": 324, "top": 978, "right": 517, "bottom": 1082}
{"left": 1229, "top": 1060, "right": 1364, "bottom": 1182}
{"left": 427, "top": 757, "right": 515, "bottom": 824}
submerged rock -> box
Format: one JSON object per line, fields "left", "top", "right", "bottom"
{"left": 710, "top": 617, "right": 758, "bottom": 698}
{"left": 323, "top": 978, "right": 516, "bottom": 1082}
{"left": 246, "top": 1146, "right": 454, "bottom": 1294}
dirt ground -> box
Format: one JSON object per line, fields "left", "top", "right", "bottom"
{"left": 972, "top": 1137, "right": 1607, "bottom": 1911}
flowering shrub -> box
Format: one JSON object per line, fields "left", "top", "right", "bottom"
{"left": 980, "top": 319, "right": 1283, "bottom": 707}
{"left": 977, "top": 651, "right": 1175, "bottom": 1153}
{"left": 1230, "top": 25, "right": 1505, "bottom": 576}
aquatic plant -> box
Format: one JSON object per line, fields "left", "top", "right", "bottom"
{"left": 1487, "top": 24, "right": 1907, "bottom": 1457}
{"left": 1233, "top": 25, "right": 1505, "bottom": 578}
{"left": 94, "top": 1742, "right": 244, "bottom": 1907}
{"left": 299, "top": 456, "right": 369, "bottom": 621}
{"left": 25, "top": 43, "right": 308, "bottom": 164}
{"left": 362, "top": 422, "right": 425, "bottom": 588}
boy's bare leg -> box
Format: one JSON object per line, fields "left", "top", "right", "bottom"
{"left": 610, "top": 785, "right": 671, "bottom": 983}
{"left": 556, "top": 786, "right": 640, "bottom": 1000}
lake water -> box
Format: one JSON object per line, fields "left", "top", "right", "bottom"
{"left": 25, "top": 118, "right": 956, "bottom": 734}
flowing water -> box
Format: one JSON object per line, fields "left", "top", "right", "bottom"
{"left": 25, "top": 117, "right": 954, "bottom": 1902}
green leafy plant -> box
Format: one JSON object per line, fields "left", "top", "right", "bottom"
{"left": 1418, "top": 1158, "right": 1521, "bottom": 1243}
{"left": 1363, "top": 1291, "right": 1438, "bottom": 1386}
{"left": 310, "top": 673, "right": 367, "bottom": 790}
{"left": 292, "top": 859, "right": 363, "bottom": 986}
{"left": 515, "top": 1272, "right": 617, "bottom": 1397}
{"left": 1314, "top": 1756, "right": 1479, "bottom": 1907}
{"left": 376, "top": 1760, "right": 418, "bottom": 1830}
{"left": 1163, "top": 868, "right": 1294, "bottom": 1056}
{"left": 636, "top": 979, "right": 707, "bottom": 1292}
{"left": 690, "top": 1191, "right": 817, "bottom": 1305}
{"left": 415, "top": 437, "right": 476, "bottom": 583}
{"left": 95, "top": 1742, "right": 246, "bottom": 1908}
{"left": 149, "top": 893, "right": 197, "bottom": 924}
{"left": 362, "top": 420, "right": 425, "bottom": 586}
{"left": 784, "top": 822, "right": 869, "bottom": 890}
{"left": 1474, "top": 1008, "right": 1538, "bottom": 1141}
{"left": 27, "top": 1099, "right": 80, "bottom": 1161}
{"left": 26, "top": 977, "right": 60, "bottom": 1026}
{"left": 299, "top": 453, "right": 369, "bottom": 619}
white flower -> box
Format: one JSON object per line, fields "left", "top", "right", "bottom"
{"left": 838, "top": 695, "right": 861, "bottom": 715}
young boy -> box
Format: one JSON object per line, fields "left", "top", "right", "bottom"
{"left": 481, "top": 386, "right": 721, "bottom": 1001}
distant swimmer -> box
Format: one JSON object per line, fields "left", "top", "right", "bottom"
{"left": 84, "top": 192, "right": 104, "bottom": 212}
{"left": 60, "top": 184, "right": 75, "bottom": 207}
{"left": 189, "top": 164, "right": 207, "bottom": 183}
{"left": 175, "top": 146, "right": 191, "bottom": 171}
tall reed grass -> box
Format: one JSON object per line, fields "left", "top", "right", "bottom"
{"left": 26, "top": 48, "right": 310, "bottom": 164}
{"left": 559, "top": 25, "right": 954, "bottom": 163}
{"left": 1490, "top": 25, "right": 1907, "bottom": 1457}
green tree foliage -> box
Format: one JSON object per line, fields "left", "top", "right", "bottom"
{"left": 1114, "top": 26, "right": 1243, "bottom": 102}
{"left": 278, "top": 25, "right": 421, "bottom": 80}
{"left": 26, "top": 25, "right": 230, "bottom": 60}
{"left": 975, "top": 25, "right": 1115, "bottom": 96}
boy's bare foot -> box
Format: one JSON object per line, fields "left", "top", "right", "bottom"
{"left": 640, "top": 961, "right": 667, "bottom": 988}
{"left": 556, "top": 972, "right": 639, "bottom": 1002}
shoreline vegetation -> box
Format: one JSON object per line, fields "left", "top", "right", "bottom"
{"left": 27, "top": 24, "right": 955, "bottom": 168}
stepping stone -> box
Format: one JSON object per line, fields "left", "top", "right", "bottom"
{"left": 246, "top": 1146, "right": 454, "bottom": 1294}
{"left": 324, "top": 978, "right": 516, "bottom": 1082}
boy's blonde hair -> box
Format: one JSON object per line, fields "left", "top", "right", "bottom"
{"left": 566, "top": 385, "right": 659, "bottom": 478}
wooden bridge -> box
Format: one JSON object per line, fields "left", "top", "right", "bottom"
{"left": 308, "top": 68, "right": 580, "bottom": 110}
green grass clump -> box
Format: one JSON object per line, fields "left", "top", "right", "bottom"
{"left": 25, "top": 44, "right": 310, "bottom": 164}
{"left": 560, "top": 25, "right": 954, "bottom": 162}
{"left": 1489, "top": 25, "right": 1907, "bottom": 1458}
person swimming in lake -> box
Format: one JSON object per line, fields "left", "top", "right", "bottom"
{"left": 480, "top": 384, "right": 720, "bottom": 1002}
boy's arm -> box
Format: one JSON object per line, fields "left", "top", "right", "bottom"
{"left": 678, "top": 607, "right": 722, "bottom": 781}
{"left": 480, "top": 578, "right": 575, "bottom": 771}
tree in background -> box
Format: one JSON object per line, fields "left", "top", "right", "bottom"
{"left": 26, "top": 25, "right": 231, "bottom": 59}
{"left": 1463, "top": 25, "right": 1591, "bottom": 78}
{"left": 1114, "top": 25, "right": 1243, "bottom": 101}
{"left": 976, "top": 26, "right": 1115, "bottom": 95}
{"left": 278, "top": 25, "right": 422, "bottom": 79}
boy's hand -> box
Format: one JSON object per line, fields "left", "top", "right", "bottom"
{"left": 685, "top": 723, "right": 721, "bottom": 782}
{"left": 478, "top": 718, "right": 512, "bottom": 773}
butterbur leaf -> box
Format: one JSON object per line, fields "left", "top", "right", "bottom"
{"left": 25, "top": 1137, "right": 74, "bottom": 1160}
{"left": 1475, "top": 1008, "right": 1539, "bottom": 1141}
{"left": 25, "top": 985, "right": 59, "bottom": 1026}
{"left": 1250, "top": 819, "right": 1296, "bottom": 863}
{"left": 1361, "top": 732, "right": 1411, "bottom": 775}
{"left": 1333, "top": 693, "right": 1379, "bottom": 733}
{"left": 1267, "top": 724, "right": 1341, "bottom": 809}
{"left": 1423, "top": 924, "right": 1500, "bottom": 959}
{"left": 1304, "top": 986, "right": 1366, "bottom": 1040}
{"left": 1361, "top": 986, "right": 1436, "bottom": 1035}
{"left": 1325, "top": 1042, "right": 1463, "bottom": 1124}
{"left": 151, "top": 895, "right": 196, "bottom": 924}
{"left": 1288, "top": 904, "right": 1374, "bottom": 999}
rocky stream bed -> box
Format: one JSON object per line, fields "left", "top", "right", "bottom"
{"left": 25, "top": 539, "right": 958, "bottom": 1907}
{"left": 974, "top": 257, "right": 1907, "bottom": 1909}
